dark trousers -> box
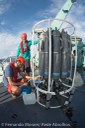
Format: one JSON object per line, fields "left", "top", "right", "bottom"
{"left": 25, "top": 60, "right": 31, "bottom": 74}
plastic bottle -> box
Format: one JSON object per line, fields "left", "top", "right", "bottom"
{"left": 22, "top": 86, "right": 36, "bottom": 105}
{"left": 22, "top": 92, "right": 36, "bottom": 105}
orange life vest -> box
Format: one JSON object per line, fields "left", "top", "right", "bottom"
{"left": 10, "top": 62, "right": 19, "bottom": 82}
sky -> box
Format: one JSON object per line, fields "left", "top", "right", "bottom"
{"left": 0, "top": 0, "right": 85, "bottom": 58}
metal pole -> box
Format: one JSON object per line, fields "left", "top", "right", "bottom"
{"left": 46, "top": 19, "right": 52, "bottom": 109}
{"left": 48, "top": 19, "right": 52, "bottom": 92}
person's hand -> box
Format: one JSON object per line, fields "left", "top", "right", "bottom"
{"left": 20, "top": 78, "right": 25, "bottom": 83}
{"left": 33, "top": 77, "right": 38, "bottom": 80}
{"left": 23, "top": 82, "right": 28, "bottom": 86}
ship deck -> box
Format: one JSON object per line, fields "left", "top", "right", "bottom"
{"left": 0, "top": 73, "right": 85, "bottom": 128}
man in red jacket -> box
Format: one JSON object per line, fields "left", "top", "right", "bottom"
{"left": 3, "top": 56, "right": 35, "bottom": 97}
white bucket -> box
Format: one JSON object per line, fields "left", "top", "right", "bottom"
{"left": 22, "top": 92, "right": 36, "bottom": 105}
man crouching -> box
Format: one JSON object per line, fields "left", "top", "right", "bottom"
{"left": 3, "top": 56, "right": 35, "bottom": 97}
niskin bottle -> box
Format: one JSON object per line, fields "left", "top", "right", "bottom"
{"left": 39, "top": 30, "right": 49, "bottom": 78}
{"left": 67, "top": 33, "right": 71, "bottom": 77}
{"left": 61, "top": 30, "right": 69, "bottom": 78}
{"left": 44, "top": 30, "right": 49, "bottom": 78}
{"left": 52, "top": 28, "right": 61, "bottom": 79}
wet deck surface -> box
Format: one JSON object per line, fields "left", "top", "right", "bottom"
{"left": 0, "top": 82, "right": 71, "bottom": 128}
{"left": 70, "top": 85, "right": 85, "bottom": 128}
{"left": 0, "top": 73, "right": 85, "bottom": 128}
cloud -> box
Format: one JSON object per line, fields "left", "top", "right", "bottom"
{"left": 36, "top": 0, "right": 65, "bottom": 19}
{"left": 0, "top": 21, "right": 5, "bottom": 25}
{"left": 0, "top": 0, "right": 11, "bottom": 15}
{"left": 36, "top": 0, "right": 85, "bottom": 43}
{"left": 0, "top": 0, "right": 85, "bottom": 58}
{"left": 0, "top": 30, "right": 32, "bottom": 58}
{"left": 66, "top": 2, "right": 85, "bottom": 42}
{"left": 0, "top": 32, "right": 19, "bottom": 58}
